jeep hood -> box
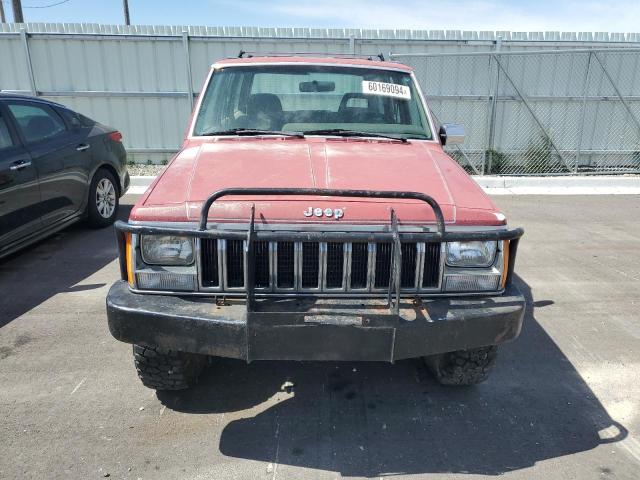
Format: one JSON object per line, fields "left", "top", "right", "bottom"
{"left": 135, "top": 138, "right": 504, "bottom": 226}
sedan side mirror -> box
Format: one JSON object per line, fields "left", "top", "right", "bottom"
{"left": 438, "top": 124, "right": 465, "bottom": 146}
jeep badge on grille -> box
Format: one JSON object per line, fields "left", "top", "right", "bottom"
{"left": 303, "top": 207, "right": 344, "bottom": 219}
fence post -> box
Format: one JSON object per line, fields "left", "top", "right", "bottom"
{"left": 484, "top": 36, "right": 502, "bottom": 175}
{"left": 20, "top": 27, "right": 37, "bottom": 96}
{"left": 575, "top": 51, "right": 593, "bottom": 174}
{"left": 349, "top": 35, "right": 355, "bottom": 54}
{"left": 182, "top": 30, "right": 194, "bottom": 111}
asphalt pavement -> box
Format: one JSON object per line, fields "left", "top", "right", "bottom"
{"left": 0, "top": 194, "right": 639, "bottom": 479}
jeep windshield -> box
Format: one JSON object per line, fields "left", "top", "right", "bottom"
{"left": 192, "top": 65, "right": 432, "bottom": 140}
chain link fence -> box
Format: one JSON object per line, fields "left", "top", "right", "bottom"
{"left": 392, "top": 49, "right": 640, "bottom": 175}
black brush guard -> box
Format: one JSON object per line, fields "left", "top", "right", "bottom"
{"left": 109, "top": 188, "right": 525, "bottom": 362}
{"left": 114, "top": 188, "right": 524, "bottom": 316}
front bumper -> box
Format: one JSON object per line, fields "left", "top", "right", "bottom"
{"left": 107, "top": 280, "right": 525, "bottom": 362}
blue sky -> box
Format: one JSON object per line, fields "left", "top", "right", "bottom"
{"left": 3, "top": 0, "right": 639, "bottom": 32}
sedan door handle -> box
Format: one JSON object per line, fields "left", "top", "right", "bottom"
{"left": 9, "top": 160, "right": 32, "bottom": 171}
{"left": 76, "top": 144, "right": 90, "bottom": 152}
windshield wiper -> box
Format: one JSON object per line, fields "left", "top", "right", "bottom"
{"left": 303, "top": 129, "right": 407, "bottom": 143}
{"left": 200, "top": 128, "right": 304, "bottom": 138}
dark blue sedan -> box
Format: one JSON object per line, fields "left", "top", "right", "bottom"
{"left": 0, "top": 94, "right": 129, "bottom": 258}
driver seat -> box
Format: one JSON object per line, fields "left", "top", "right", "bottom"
{"left": 244, "top": 93, "right": 284, "bottom": 130}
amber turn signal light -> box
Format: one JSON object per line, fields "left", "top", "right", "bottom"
{"left": 125, "top": 233, "right": 134, "bottom": 287}
{"left": 500, "top": 240, "right": 510, "bottom": 288}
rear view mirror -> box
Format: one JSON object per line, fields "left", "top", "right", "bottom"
{"left": 299, "top": 80, "right": 335, "bottom": 92}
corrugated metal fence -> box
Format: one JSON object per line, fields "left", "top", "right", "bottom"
{"left": 1, "top": 23, "right": 640, "bottom": 173}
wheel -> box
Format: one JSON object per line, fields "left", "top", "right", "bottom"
{"left": 133, "top": 345, "right": 206, "bottom": 391}
{"left": 424, "top": 346, "right": 498, "bottom": 386}
{"left": 87, "top": 168, "right": 119, "bottom": 227}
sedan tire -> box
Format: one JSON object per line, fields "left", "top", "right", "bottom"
{"left": 87, "top": 168, "right": 119, "bottom": 228}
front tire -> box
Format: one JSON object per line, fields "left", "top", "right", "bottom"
{"left": 424, "top": 346, "right": 498, "bottom": 386}
{"left": 87, "top": 168, "right": 119, "bottom": 228}
{"left": 133, "top": 345, "right": 206, "bottom": 391}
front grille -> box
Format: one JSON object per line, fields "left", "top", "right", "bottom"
{"left": 200, "top": 239, "right": 442, "bottom": 293}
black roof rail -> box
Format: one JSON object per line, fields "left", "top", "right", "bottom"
{"left": 235, "top": 51, "right": 390, "bottom": 62}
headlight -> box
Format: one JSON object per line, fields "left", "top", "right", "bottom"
{"left": 446, "top": 241, "right": 497, "bottom": 267}
{"left": 140, "top": 235, "right": 194, "bottom": 265}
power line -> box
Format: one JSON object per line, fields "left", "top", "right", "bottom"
{"left": 23, "top": 0, "right": 72, "bottom": 8}
{"left": 1, "top": 0, "right": 72, "bottom": 23}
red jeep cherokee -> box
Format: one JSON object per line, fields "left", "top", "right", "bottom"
{"left": 106, "top": 55, "right": 524, "bottom": 390}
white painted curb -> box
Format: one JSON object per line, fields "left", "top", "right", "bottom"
{"left": 473, "top": 175, "right": 640, "bottom": 195}
{"left": 127, "top": 175, "right": 640, "bottom": 196}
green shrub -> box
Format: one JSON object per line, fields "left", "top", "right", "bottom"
{"left": 524, "top": 135, "right": 556, "bottom": 174}
{"left": 485, "top": 149, "right": 507, "bottom": 174}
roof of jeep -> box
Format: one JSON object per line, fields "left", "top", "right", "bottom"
{"left": 213, "top": 56, "right": 413, "bottom": 71}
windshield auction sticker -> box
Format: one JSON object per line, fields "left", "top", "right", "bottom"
{"left": 362, "top": 81, "right": 411, "bottom": 100}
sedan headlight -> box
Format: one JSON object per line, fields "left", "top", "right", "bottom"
{"left": 140, "top": 235, "right": 194, "bottom": 265}
{"left": 446, "top": 241, "right": 497, "bottom": 267}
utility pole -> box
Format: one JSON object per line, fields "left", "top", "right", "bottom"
{"left": 0, "top": 1, "right": 6, "bottom": 23}
{"left": 12, "top": 0, "right": 24, "bottom": 23}
{"left": 122, "top": 0, "right": 130, "bottom": 25}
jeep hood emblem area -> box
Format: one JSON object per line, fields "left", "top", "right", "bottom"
{"left": 303, "top": 206, "right": 344, "bottom": 220}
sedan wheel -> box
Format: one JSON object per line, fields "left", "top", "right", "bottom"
{"left": 87, "top": 168, "right": 119, "bottom": 228}
{"left": 96, "top": 178, "right": 117, "bottom": 218}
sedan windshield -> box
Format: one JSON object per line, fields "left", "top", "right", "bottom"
{"left": 193, "top": 65, "right": 432, "bottom": 140}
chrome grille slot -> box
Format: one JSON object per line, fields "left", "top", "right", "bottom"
{"left": 374, "top": 243, "right": 392, "bottom": 289}
{"left": 326, "top": 242, "right": 344, "bottom": 288}
{"left": 276, "top": 241, "right": 295, "bottom": 288}
{"left": 423, "top": 242, "right": 441, "bottom": 288}
{"left": 301, "top": 242, "right": 320, "bottom": 288}
{"left": 200, "top": 239, "right": 219, "bottom": 287}
{"left": 253, "top": 241, "right": 270, "bottom": 288}
{"left": 350, "top": 243, "right": 369, "bottom": 289}
{"left": 225, "top": 240, "right": 245, "bottom": 288}
{"left": 401, "top": 243, "right": 417, "bottom": 288}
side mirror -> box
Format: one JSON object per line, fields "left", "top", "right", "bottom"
{"left": 438, "top": 124, "right": 465, "bottom": 146}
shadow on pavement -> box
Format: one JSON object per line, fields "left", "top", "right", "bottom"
{"left": 0, "top": 204, "right": 132, "bottom": 328}
{"left": 158, "top": 274, "right": 627, "bottom": 476}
